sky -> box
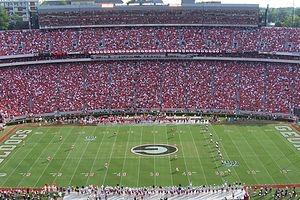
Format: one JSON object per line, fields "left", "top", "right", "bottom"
{"left": 158, "top": 0, "right": 300, "bottom": 8}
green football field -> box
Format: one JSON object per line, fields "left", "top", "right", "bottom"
{"left": 0, "top": 123, "right": 299, "bottom": 188}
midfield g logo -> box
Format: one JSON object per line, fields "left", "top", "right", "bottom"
{"left": 131, "top": 144, "right": 178, "bottom": 156}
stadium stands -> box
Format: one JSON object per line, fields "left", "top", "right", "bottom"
{"left": 0, "top": 61, "right": 299, "bottom": 118}
{"left": 0, "top": 186, "right": 62, "bottom": 199}
{"left": 0, "top": 4, "right": 299, "bottom": 197}
{"left": 0, "top": 2, "right": 299, "bottom": 198}
{"left": 38, "top": 5, "right": 259, "bottom": 27}
{"left": 0, "top": 27, "right": 299, "bottom": 57}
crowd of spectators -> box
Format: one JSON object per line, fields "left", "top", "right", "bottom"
{"left": 239, "top": 63, "right": 266, "bottom": 112}
{"left": 0, "top": 185, "right": 63, "bottom": 199}
{"left": 0, "top": 183, "right": 247, "bottom": 199}
{"left": 38, "top": 8, "right": 258, "bottom": 27}
{"left": 259, "top": 28, "right": 300, "bottom": 53}
{"left": 0, "top": 61, "right": 299, "bottom": 119}
{"left": 250, "top": 186, "right": 298, "bottom": 200}
{"left": 0, "top": 27, "right": 299, "bottom": 57}
{"left": 0, "top": 114, "right": 3, "bottom": 124}
{"left": 40, "top": 115, "right": 208, "bottom": 126}
{"left": 63, "top": 183, "right": 247, "bottom": 200}
{"left": 0, "top": 183, "right": 298, "bottom": 199}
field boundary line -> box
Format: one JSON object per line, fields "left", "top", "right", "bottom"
{"left": 101, "top": 126, "right": 119, "bottom": 186}
{"left": 290, "top": 123, "right": 300, "bottom": 134}
{"left": 85, "top": 126, "right": 108, "bottom": 185}
{"left": 68, "top": 126, "right": 98, "bottom": 185}
{"left": 119, "top": 127, "right": 132, "bottom": 185}
{"left": 33, "top": 127, "right": 74, "bottom": 187}
{"left": 0, "top": 125, "right": 20, "bottom": 144}
{"left": 249, "top": 183, "right": 300, "bottom": 189}
{"left": 188, "top": 126, "right": 208, "bottom": 184}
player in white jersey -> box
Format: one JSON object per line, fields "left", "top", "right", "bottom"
{"left": 47, "top": 156, "right": 52, "bottom": 162}
{"left": 104, "top": 162, "right": 109, "bottom": 169}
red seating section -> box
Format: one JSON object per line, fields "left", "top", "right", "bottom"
{"left": 38, "top": 9, "right": 259, "bottom": 27}
{"left": 0, "top": 27, "right": 299, "bottom": 56}
{"left": 0, "top": 61, "right": 299, "bottom": 118}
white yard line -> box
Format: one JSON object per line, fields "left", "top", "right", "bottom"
{"left": 85, "top": 126, "right": 108, "bottom": 185}
{"left": 188, "top": 125, "right": 208, "bottom": 184}
{"left": 101, "top": 126, "right": 119, "bottom": 186}
{"left": 216, "top": 125, "right": 269, "bottom": 183}
{"left": 273, "top": 125, "right": 300, "bottom": 156}
{"left": 177, "top": 126, "right": 192, "bottom": 185}
{"left": 206, "top": 125, "right": 242, "bottom": 183}
{"left": 34, "top": 127, "right": 75, "bottom": 187}
{"left": 164, "top": 125, "right": 174, "bottom": 186}
{"left": 153, "top": 128, "right": 156, "bottom": 186}
{"left": 17, "top": 128, "right": 60, "bottom": 187}
{"left": 263, "top": 128, "right": 300, "bottom": 166}
{"left": 238, "top": 133, "right": 279, "bottom": 183}
{"left": 244, "top": 127, "right": 292, "bottom": 183}
{"left": 197, "top": 125, "right": 227, "bottom": 183}
{"left": 136, "top": 126, "right": 143, "bottom": 187}
{"left": 1, "top": 127, "right": 45, "bottom": 185}
{"left": 68, "top": 126, "right": 98, "bottom": 185}
{"left": 119, "top": 126, "right": 132, "bottom": 185}
{"left": 51, "top": 127, "right": 85, "bottom": 184}
{"left": 0, "top": 127, "right": 41, "bottom": 170}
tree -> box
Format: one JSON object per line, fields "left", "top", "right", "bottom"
{"left": 0, "top": 6, "right": 9, "bottom": 30}
{"left": 126, "top": 0, "right": 147, "bottom": 5}
{"left": 263, "top": 7, "right": 300, "bottom": 27}
{"left": 41, "top": 0, "right": 68, "bottom": 6}
{"left": 9, "top": 13, "right": 28, "bottom": 30}
{"left": 282, "top": 15, "right": 300, "bottom": 27}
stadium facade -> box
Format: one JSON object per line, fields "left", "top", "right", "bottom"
{"left": 0, "top": 2, "right": 299, "bottom": 199}
{"left": 0, "top": 2, "right": 299, "bottom": 123}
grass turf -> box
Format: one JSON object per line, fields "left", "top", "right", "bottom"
{"left": 0, "top": 123, "right": 299, "bottom": 188}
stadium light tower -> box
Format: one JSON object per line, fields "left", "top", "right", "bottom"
{"left": 293, "top": 0, "right": 295, "bottom": 27}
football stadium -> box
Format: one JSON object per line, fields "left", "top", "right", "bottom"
{"left": 0, "top": 0, "right": 299, "bottom": 199}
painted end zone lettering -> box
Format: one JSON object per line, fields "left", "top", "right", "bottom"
{"left": 275, "top": 126, "right": 300, "bottom": 151}
{"left": 0, "top": 130, "right": 32, "bottom": 164}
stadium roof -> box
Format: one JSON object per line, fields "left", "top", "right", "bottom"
{"left": 137, "top": 0, "right": 163, "bottom": 3}
{"left": 181, "top": 0, "right": 195, "bottom": 5}
{"left": 39, "top": 3, "right": 259, "bottom": 12}
{"left": 95, "top": 0, "right": 123, "bottom": 3}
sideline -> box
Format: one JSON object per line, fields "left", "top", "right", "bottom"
{"left": 0, "top": 125, "right": 22, "bottom": 144}
{"left": 291, "top": 123, "right": 300, "bottom": 134}
{"left": 249, "top": 183, "right": 300, "bottom": 190}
